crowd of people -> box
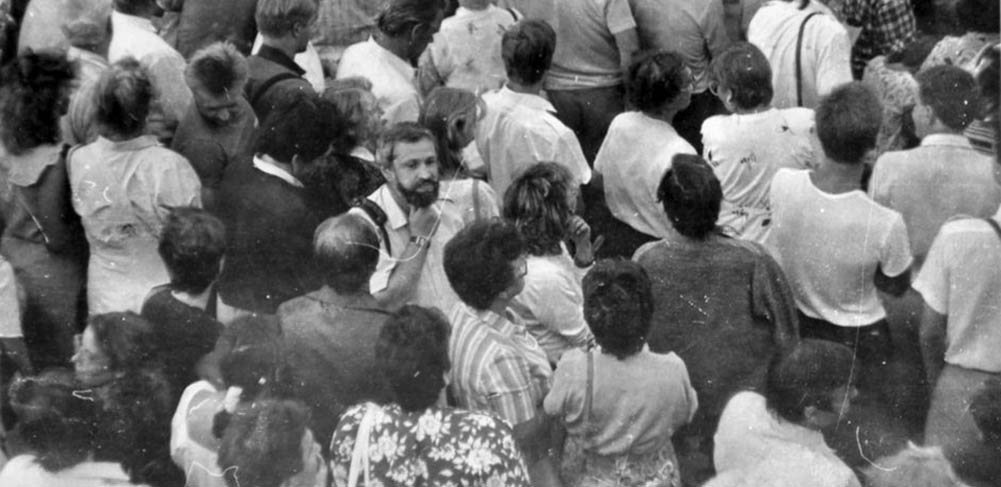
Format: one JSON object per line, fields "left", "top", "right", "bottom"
{"left": 0, "top": 0, "right": 997, "bottom": 486}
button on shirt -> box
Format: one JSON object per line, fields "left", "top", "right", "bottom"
{"left": 337, "top": 38, "right": 421, "bottom": 124}
{"left": 477, "top": 87, "right": 591, "bottom": 199}
{"left": 351, "top": 185, "right": 466, "bottom": 315}
{"left": 913, "top": 209, "right": 1001, "bottom": 373}
{"left": 449, "top": 302, "right": 553, "bottom": 426}
{"left": 108, "top": 10, "right": 192, "bottom": 130}
{"left": 595, "top": 111, "right": 696, "bottom": 238}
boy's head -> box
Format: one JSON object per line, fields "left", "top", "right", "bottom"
{"left": 815, "top": 82, "right": 882, "bottom": 165}
{"left": 914, "top": 65, "right": 980, "bottom": 137}
{"left": 158, "top": 207, "right": 226, "bottom": 295}
{"left": 501, "top": 19, "right": 557, "bottom": 86}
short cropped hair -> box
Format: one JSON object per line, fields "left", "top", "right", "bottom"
{"left": 815, "top": 82, "right": 882, "bottom": 164}
{"left": 444, "top": 220, "right": 526, "bottom": 310}
{"left": 94, "top": 57, "right": 152, "bottom": 138}
{"left": 766, "top": 339, "right": 854, "bottom": 423}
{"left": 503, "top": 162, "right": 574, "bottom": 256}
{"left": 376, "top": 122, "right": 436, "bottom": 169}
{"left": 313, "top": 213, "right": 379, "bottom": 294}
{"left": 376, "top": 0, "right": 443, "bottom": 38}
{"left": 709, "top": 42, "right": 773, "bottom": 110}
{"left": 627, "top": 50, "right": 688, "bottom": 114}
{"left": 253, "top": 92, "right": 339, "bottom": 163}
{"left": 9, "top": 370, "right": 97, "bottom": 472}
{"left": 256, "top": 0, "right": 317, "bottom": 38}
{"left": 185, "top": 42, "right": 249, "bottom": 95}
{"left": 502, "top": 19, "right": 556, "bottom": 85}
{"left": 218, "top": 399, "right": 310, "bottom": 487}
{"left": 158, "top": 207, "right": 226, "bottom": 295}
{"left": 657, "top": 154, "right": 722, "bottom": 239}
{"left": 376, "top": 305, "right": 451, "bottom": 411}
{"left": 917, "top": 65, "right": 980, "bottom": 131}
{"left": 583, "top": 260, "right": 653, "bottom": 360}
{"left": 956, "top": 0, "right": 1000, "bottom": 34}
{"left": 0, "top": 50, "right": 76, "bottom": 154}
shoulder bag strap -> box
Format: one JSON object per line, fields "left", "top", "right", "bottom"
{"left": 347, "top": 403, "right": 377, "bottom": 487}
{"left": 250, "top": 72, "right": 301, "bottom": 110}
{"left": 984, "top": 217, "right": 1001, "bottom": 241}
{"left": 795, "top": 12, "right": 821, "bottom": 107}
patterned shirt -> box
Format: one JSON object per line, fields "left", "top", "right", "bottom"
{"left": 330, "top": 403, "right": 531, "bottom": 487}
{"left": 448, "top": 303, "right": 552, "bottom": 426}
{"left": 841, "top": 0, "right": 916, "bottom": 77}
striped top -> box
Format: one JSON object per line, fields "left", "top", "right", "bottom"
{"left": 448, "top": 302, "right": 552, "bottom": 426}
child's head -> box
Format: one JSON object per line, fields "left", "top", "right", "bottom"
{"left": 158, "top": 207, "right": 226, "bottom": 295}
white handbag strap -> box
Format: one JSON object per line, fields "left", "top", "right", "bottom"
{"left": 347, "top": 403, "right": 376, "bottom": 487}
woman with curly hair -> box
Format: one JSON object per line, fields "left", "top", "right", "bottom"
{"left": 504, "top": 162, "right": 596, "bottom": 364}
{"left": 0, "top": 49, "right": 87, "bottom": 369}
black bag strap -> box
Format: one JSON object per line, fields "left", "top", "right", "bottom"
{"left": 249, "top": 72, "right": 301, "bottom": 110}
{"left": 795, "top": 12, "right": 821, "bottom": 107}
{"left": 984, "top": 217, "right": 1001, "bottom": 241}
{"left": 358, "top": 199, "right": 392, "bottom": 256}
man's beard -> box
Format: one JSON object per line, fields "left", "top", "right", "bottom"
{"left": 399, "top": 179, "right": 439, "bottom": 208}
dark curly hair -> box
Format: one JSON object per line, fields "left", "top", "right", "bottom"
{"left": 766, "top": 339, "right": 853, "bottom": 423}
{"left": 444, "top": 219, "right": 526, "bottom": 310}
{"left": 218, "top": 399, "right": 311, "bottom": 487}
{"left": 657, "top": 154, "right": 722, "bottom": 239}
{"left": 158, "top": 207, "right": 226, "bottom": 295}
{"left": 503, "top": 162, "right": 574, "bottom": 256}
{"left": 502, "top": 19, "right": 557, "bottom": 85}
{"left": 9, "top": 369, "right": 98, "bottom": 472}
{"left": 376, "top": 305, "right": 451, "bottom": 411}
{"left": 708, "top": 42, "right": 773, "bottom": 110}
{"left": 0, "top": 49, "right": 75, "bottom": 154}
{"left": 87, "top": 312, "right": 159, "bottom": 373}
{"left": 95, "top": 58, "right": 153, "bottom": 138}
{"left": 627, "top": 50, "right": 688, "bottom": 114}
{"left": 583, "top": 260, "right": 653, "bottom": 360}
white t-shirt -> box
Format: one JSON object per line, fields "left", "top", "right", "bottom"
{"left": 765, "top": 169, "right": 912, "bottom": 326}
{"left": 545, "top": 0, "right": 637, "bottom": 89}
{"left": 595, "top": 111, "right": 696, "bottom": 238}
{"left": 477, "top": 87, "right": 591, "bottom": 199}
{"left": 0, "top": 455, "right": 146, "bottom": 487}
{"left": 337, "top": 38, "right": 421, "bottom": 124}
{"left": 701, "top": 107, "right": 817, "bottom": 243}
{"left": 712, "top": 391, "right": 860, "bottom": 487}
{"left": 747, "top": 0, "right": 853, "bottom": 109}
{"left": 418, "top": 6, "right": 518, "bottom": 95}
{"left": 912, "top": 209, "right": 1001, "bottom": 373}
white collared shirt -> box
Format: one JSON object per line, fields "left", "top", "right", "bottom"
{"left": 252, "top": 155, "right": 303, "bottom": 188}
{"left": 477, "top": 86, "right": 591, "bottom": 199}
{"left": 336, "top": 38, "right": 421, "bottom": 124}
{"left": 108, "top": 10, "right": 192, "bottom": 126}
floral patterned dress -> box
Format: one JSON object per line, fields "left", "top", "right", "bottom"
{"left": 329, "top": 403, "right": 531, "bottom": 487}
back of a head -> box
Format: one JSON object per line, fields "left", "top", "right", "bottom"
{"left": 186, "top": 42, "right": 249, "bottom": 95}
{"left": 815, "top": 81, "right": 882, "bottom": 164}
{"left": 89, "top": 312, "right": 157, "bottom": 373}
{"left": 0, "top": 49, "right": 75, "bottom": 154}
{"left": 376, "top": 305, "right": 451, "bottom": 412}
{"left": 9, "top": 370, "right": 97, "bottom": 472}
{"left": 583, "top": 260, "right": 654, "bottom": 360}
{"left": 657, "top": 154, "right": 722, "bottom": 239}
{"left": 254, "top": 91, "right": 340, "bottom": 163}
{"left": 864, "top": 443, "right": 970, "bottom": 487}
{"left": 377, "top": 0, "right": 444, "bottom": 38}
{"left": 419, "top": 87, "right": 479, "bottom": 174}
{"left": 709, "top": 42, "right": 773, "bottom": 111}
{"left": 956, "top": 0, "right": 1000, "bottom": 34}
{"left": 256, "top": 0, "right": 317, "bottom": 38}
{"left": 766, "top": 339, "right": 854, "bottom": 423}
{"left": 627, "top": 50, "right": 687, "bottom": 114}
{"left": 502, "top": 19, "right": 557, "bottom": 85}
{"left": 917, "top": 65, "right": 980, "bottom": 132}
{"left": 502, "top": 162, "right": 574, "bottom": 256}
{"left": 218, "top": 399, "right": 310, "bottom": 487}
{"left": 94, "top": 57, "right": 153, "bottom": 139}
{"left": 444, "top": 219, "right": 526, "bottom": 310}
{"left": 313, "top": 213, "right": 380, "bottom": 294}
{"left": 159, "top": 207, "right": 226, "bottom": 295}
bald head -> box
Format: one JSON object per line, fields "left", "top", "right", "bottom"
{"left": 314, "top": 213, "right": 380, "bottom": 294}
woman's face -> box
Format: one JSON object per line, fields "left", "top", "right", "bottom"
{"left": 72, "top": 326, "right": 114, "bottom": 387}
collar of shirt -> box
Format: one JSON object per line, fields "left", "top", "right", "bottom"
{"left": 351, "top": 146, "right": 376, "bottom": 163}
{"left": 497, "top": 85, "right": 557, "bottom": 113}
{"left": 253, "top": 154, "right": 304, "bottom": 187}
{"left": 256, "top": 45, "right": 306, "bottom": 76}
{"left": 921, "top": 133, "right": 977, "bottom": 150}
{"left": 369, "top": 183, "right": 455, "bottom": 231}
{"left": 111, "top": 10, "right": 156, "bottom": 34}
{"left": 461, "top": 304, "right": 520, "bottom": 336}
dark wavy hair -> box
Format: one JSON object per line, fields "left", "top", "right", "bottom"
{"left": 815, "top": 82, "right": 882, "bottom": 164}
{"left": 9, "top": 369, "right": 97, "bottom": 472}
{"left": 627, "top": 50, "right": 688, "bottom": 114}
{"left": 444, "top": 219, "right": 526, "bottom": 310}
{"left": 419, "top": 87, "right": 479, "bottom": 177}
{"left": 376, "top": 305, "right": 451, "bottom": 411}
{"left": 87, "top": 312, "right": 159, "bottom": 373}
{"left": 158, "top": 207, "right": 226, "bottom": 295}
{"left": 766, "top": 339, "right": 854, "bottom": 423}
{"left": 502, "top": 19, "right": 557, "bottom": 85}
{"left": 708, "top": 42, "right": 773, "bottom": 110}
{"left": 583, "top": 260, "right": 653, "bottom": 360}
{"left": 657, "top": 154, "right": 722, "bottom": 239}
{"left": 218, "top": 399, "right": 311, "bottom": 487}
{"left": 0, "top": 49, "right": 75, "bottom": 154}
{"left": 503, "top": 162, "right": 574, "bottom": 256}
{"left": 94, "top": 57, "right": 153, "bottom": 138}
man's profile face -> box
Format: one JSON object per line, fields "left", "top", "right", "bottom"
{"left": 385, "top": 138, "right": 440, "bottom": 208}
{"left": 407, "top": 11, "right": 444, "bottom": 65}
{"left": 192, "top": 84, "right": 241, "bottom": 127}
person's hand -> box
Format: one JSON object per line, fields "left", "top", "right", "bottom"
{"left": 409, "top": 204, "right": 440, "bottom": 239}
{"left": 568, "top": 216, "right": 602, "bottom": 266}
